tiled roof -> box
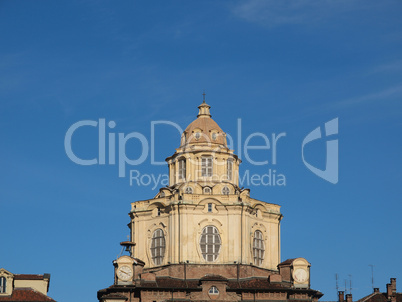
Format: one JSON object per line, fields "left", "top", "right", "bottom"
{"left": 278, "top": 259, "right": 296, "bottom": 266}
{"left": 226, "top": 277, "right": 294, "bottom": 290}
{"left": 200, "top": 274, "right": 228, "bottom": 282}
{"left": 14, "top": 274, "right": 45, "bottom": 280}
{"left": 357, "top": 293, "right": 402, "bottom": 302}
{"left": 136, "top": 276, "right": 314, "bottom": 292}
{"left": 0, "top": 288, "right": 56, "bottom": 301}
{"left": 98, "top": 277, "right": 324, "bottom": 300}
{"left": 100, "top": 293, "right": 128, "bottom": 300}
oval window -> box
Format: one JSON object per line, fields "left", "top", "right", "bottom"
{"left": 200, "top": 226, "right": 221, "bottom": 262}
{"left": 151, "top": 229, "right": 166, "bottom": 265}
{"left": 253, "top": 230, "right": 265, "bottom": 266}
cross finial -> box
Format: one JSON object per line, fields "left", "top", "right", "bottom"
{"left": 202, "top": 91, "right": 206, "bottom": 103}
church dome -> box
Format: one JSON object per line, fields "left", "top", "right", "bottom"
{"left": 181, "top": 100, "right": 227, "bottom": 147}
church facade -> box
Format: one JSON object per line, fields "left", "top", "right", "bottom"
{"left": 97, "top": 99, "right": 323, "bottom": 301}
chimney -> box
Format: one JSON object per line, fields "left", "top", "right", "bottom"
{"left": 390, "top": 278, "right": 396, "bottom": 293}
{"left": 338, "top": 291, "right": 345, "bottom": 302}
{"left": 346, "top": 293, "right": 353, "bottom": 302}
{"left": 387, "top": 283, "right": 393, "bottom": 299}
{"left": 374, "top": 288, "right": 380, "bottom": 293}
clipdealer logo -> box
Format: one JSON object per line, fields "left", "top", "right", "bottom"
{"left": 64, "top": 118, "right": 339, "bottom": 186}
{"left": 302, "top": 118, "right": 339, "bottom": 184}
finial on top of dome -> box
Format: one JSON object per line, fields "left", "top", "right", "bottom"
{"left": 198, "top": 91, "right": 211, "bottom": 118}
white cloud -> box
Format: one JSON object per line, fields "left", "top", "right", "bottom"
{"left": 333, "top": 84, "right": 402, "bottom": 109}
{"left": 231, "top": 0, "right": 372, "bottom": 27}
{"left": 370, "top": 60, "right": 402, "bottom": 74}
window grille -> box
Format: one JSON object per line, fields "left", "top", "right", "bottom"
{"left": 178, "top": 159, "right": 186, "bottom": 180}
{"left": 209, "top": 286, "right": 219, "bottom": 294}
{"left": 253, "top": 230, "right": 265, "bottom": 266}
{"left": 200, "top": 226, "right": 221, "bottom": 262}
{"left": 151, "top": 229, "right": 165, "bottom": 265}
{"left": 227, "top": 159, "right": 233, "bottom": 180}
{"left": 201, "top": 157, "right": 213, "bottom": 177}
{"left": 185, "top": 187, "right": 193, "bottom": 194}
{"left": 222, "top": 186, "right": 230, "bottom": 195}
{"left": 0, "top": 277, "right": 6, "bottom": 294}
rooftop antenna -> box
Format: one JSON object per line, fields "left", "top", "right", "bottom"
{"left": 348, "top": 274, "right": 352, "bottom": 295}
{"left": 336, "top": 273, "right": 339, "bottom": 297}
{"left": 345, "top": 279, "right": 348, "bottom": 294}
{"left": 369, "top": 264, "right": 375, "bottom": 289}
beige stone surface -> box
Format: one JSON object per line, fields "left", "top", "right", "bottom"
{"left": 129, "top": 101, "right": 282, "bottom": 272}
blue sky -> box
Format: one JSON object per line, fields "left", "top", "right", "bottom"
{"left": 1, "top": 1, "right": 401, "bottom": 301}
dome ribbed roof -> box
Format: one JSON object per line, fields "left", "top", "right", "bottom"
{"left": 180, "top": 101, "right": 227, "bottom": 147}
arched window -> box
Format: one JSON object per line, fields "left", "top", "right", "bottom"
{"left": 222, "top": 186, "right": 230, "bottom": 195}
{"left": 178, "top": 159, "right": 186, "bottom": 180}
{"left": 253, "top": 230, "right": 265, "bottom": 266}
{"left": 151, "top": 229, "right": 165, "bottom": 265}
{"left": 185, "top": 187, "right": 193, "bottom": 194}
{"left": 200, "top": 226, "right": 221, "bottom": 262}
{"left": 209, "top": 286, "right": 219, "bottom": 295}
{"left": 0, "top": 277, "right": 6, "bottom": 294}
{"left": 203, "top": 187, "right": 211, "bottom": 194}
{"left": 227, "top": 159, "right": 233, "bottom": 180}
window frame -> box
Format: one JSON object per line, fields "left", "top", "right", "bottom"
{"left": 253, "top": 230, "right": 265, "bottom": 266}
{"left": 209, "top": 286, "right": 219, "bottom": 295}
{"left": 201, "top": 156, "right": 213, "bottom": 177}
{"left": 200, "top": 225, "right": 221, "bottom": 262}
{"left": 0, "top": 277, "right": 6, "bottom": 294}
{"left": 203, "top": 187, "right": 211, "bottom": 194}
{"left": 207, "top": 203, "right": 212, "bottom": 212}
{"left": 151, "top": 229, "right": 166, "bottom": 265}
{"left": 178, "top": 159, "right": 186, "bottom": 180}
{"left": 227, "top": 159, "right": 233, "bottom": 181}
